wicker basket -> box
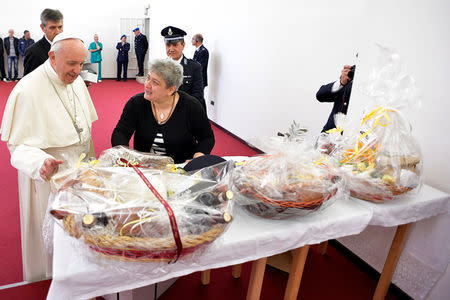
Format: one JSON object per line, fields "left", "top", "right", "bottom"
{"left": 234, "top": 180, "right": 338, "bottom": 219}
{"left": 61, "top": 211, "right": 228, "bottom": 262}
{"left": 349, "top": 177, "right": 413, "bottom": 203}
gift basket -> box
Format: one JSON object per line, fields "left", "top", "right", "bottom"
{"left": 50, "top": 147, "right": 234, "bottom": 262}
{"left": 338, "top": 45, "right": 422, "bottom": 202}
{"left": 231, "top": 142, "right": 343, "bottom": 219}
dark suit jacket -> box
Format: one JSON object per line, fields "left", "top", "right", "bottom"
{"left": 116, "top": 42, "right": 130, "bottom": 62}
{"left": 3, "top": 37, "right": 19, "bottom": 56}
{"left": 23, "top": 36, "right": 51, "bottom": 76}
{"left": 316, "top": 80, "right": 353, "bottom": 132}
{"left": 179, "top": 55, "right": 205, "bottom": 110}
{"left": 193, "top": 45, "right": 209, "bottom": 87}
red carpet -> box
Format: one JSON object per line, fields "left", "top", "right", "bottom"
{"left": 0, "top": 80, "right": 405, "bottom": 299}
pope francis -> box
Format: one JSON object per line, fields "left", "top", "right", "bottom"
{"left": 0, "top": 33, "right": 98, "bottom": 282}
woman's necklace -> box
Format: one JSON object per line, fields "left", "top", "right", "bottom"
{"left": 153, "top": 94, "right": 176, "bottom": 125}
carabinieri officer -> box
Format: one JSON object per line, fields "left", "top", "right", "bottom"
{"left": 133, "top": 27, "right": 148, "bottom": 77}
{"left": 161, "top": 26, "right": 205, "bottom": 110}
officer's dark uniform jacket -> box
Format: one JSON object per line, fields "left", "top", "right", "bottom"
{"left": 134, "top": 34, "right": 148, "bottom": 55}
{"left": 116, "top": 42, "right": 130, "bottom": 62}
{"left": 316, "top": 80, "right": 352, "bottom": 132}
{"left": 24, "top": 36, "right": 51, "bottom": 76}
{"left": 179, "top": 55, "right": 205, "bottom": 110}
{"left": 193, "top": 44, "right": 209, "bottom": 87}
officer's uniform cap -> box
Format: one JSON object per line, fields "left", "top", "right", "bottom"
{"left": 161, "top": 26, "right": 186, "bottom": 42}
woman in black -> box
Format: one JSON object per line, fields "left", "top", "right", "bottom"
{"left": 111, "top": 59, "right": 214, "bottom": 163}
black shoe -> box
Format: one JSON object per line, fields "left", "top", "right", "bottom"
{"left": 3, "top": 78, "right": 11, "bottom": 82}
{"left": 116, "top": 79, "right": 120, "bottom": 81}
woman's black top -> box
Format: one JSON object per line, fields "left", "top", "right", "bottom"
{"left": 111, "top": 91, "right": 215, "bottom": 163}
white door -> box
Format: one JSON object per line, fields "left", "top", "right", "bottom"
{"left": 120, "top": 17, "right": 150, "bottom": 77}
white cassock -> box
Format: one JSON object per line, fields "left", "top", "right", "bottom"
{"left": 0, "top": 60, "right": 98, "bottom": 282}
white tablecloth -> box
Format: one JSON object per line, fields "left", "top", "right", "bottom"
{"left": 47, "top": 198, "right": 372, "bottom": 299}
{"left": 350, "top": 184, "right": 450, "bottom": 227}
{"left": 339, "top": 184, "right": 450, "bottom": 299}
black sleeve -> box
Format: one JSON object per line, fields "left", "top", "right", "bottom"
{"left": 23, "top": 47, "right": 39, "bottom": 76}
{"left": 316, "top": 82, "right": 341, "bottom": 103}
{"left": 189, "top": 99, "right": 215, "bottom": 154}
{"left": 143, "top": 36, "right": 148, "bottom": 51}
{"left": 197, "top": 51, "right": 209, "bottom": 69}
{"left": 116, "top": 43, "right": 121, "bottom": 50}
{"left": 190, "top": 62, "right": 204, "bottom": 103}
{"left": 111, "top": 97, "right": 139, "bottom": 147}
{"left": 23, "top": 49, "right": 34, "bottom": 76}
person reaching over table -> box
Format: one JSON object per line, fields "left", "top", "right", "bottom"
{"left": 111, "top": 58, "right": 214, "bottom": 164}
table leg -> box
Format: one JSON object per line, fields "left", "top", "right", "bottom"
{"left": 373, "top": 223, "right": 412, "bottom": 300}
{"left": 318, "top": 240, "right": 328, "bottom": 255}
{"left": 232, "top": 264, "right": 242, "bottom": 278}
{"left": 246, "top": 257, "right": 268, "bottom": 300}
{"left": 283, "top": 245, "right": 310, "bottom": 300}
{"left": 201, "top": 269, "right": 211, "bottom": 285}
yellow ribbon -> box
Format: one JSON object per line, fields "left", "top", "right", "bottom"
{"left": 344, "top": 106, "right": 393, "bottom": 163}
{"left": 119, "top": 217, "right": 151, "bottom": 236}
{"left": 75, "top": 153, "right": 98, "bottom": 169}
{"left": 325, "top": 126, "right": 343, "bottom": 134}
{"left": 119, "top": 209, "right": 157, "bottom": 236}
{"left": 235, "top": 160, "right": 247, "bottom": 167}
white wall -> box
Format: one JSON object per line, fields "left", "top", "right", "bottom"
{"left": 1, "top": 0, "right": 449, "bottom": 297}
{"left": 147, "top": 0, "right": 450, "bottom": 193}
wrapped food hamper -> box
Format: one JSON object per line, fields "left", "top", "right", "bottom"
{"left": 339, "top": 46, "right": 422, "bottom": 202}
{"left": 232, "top": 144, "right": 343, "bottom": 219}
{"left": 50, "top": 147, "right": 235, "bottom": 262}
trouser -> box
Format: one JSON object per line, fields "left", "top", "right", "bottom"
{"left": 117, "top": 61, "right": 128, "bottom": 80}
{"left": 7, "top": 55, "right": 18, "bottom": 79}
{"left": 0, "top": 55, "right": 6, "bottom": 78}
{"left": 135, "top": 52, "right": 145, "bottom": 76}
{"left": 95, "top": 62, "right": 101, "bottom": 81}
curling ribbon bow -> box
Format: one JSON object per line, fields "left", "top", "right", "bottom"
{"left": 75, "top": 153, "right": 98, "bottom": 169}
{"left": 344, "top": 106, "right": 394, "bottom": 163}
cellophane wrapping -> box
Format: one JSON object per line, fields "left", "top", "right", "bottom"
{"left": 49, "top": 147, "right": 235, "bottom": 263}
{"left": 231, "top": 140, "right": 344, "bottom": 219}
{"left": 338, "top": 45, "right": 423, "bottom": 202}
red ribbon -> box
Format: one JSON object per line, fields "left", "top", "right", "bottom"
{"left": 118, "top": 158, "right": 183, "bottom": 263}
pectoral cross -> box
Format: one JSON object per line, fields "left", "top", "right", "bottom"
{"left": 74, "top": 123, "right": 83, "bottom": 134}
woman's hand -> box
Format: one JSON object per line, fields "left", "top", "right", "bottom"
{"left": 184, "top": 152, "right": 205, "bottom": 164}
{"left": 40, "top": 158, "right": 64, "bottom": 180}
{"left": 193, "top": 152, "right": 204, "bottom": 159}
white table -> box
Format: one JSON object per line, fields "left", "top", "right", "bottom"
{"left": 312, "top": 184, "right": 449, "bottom": 300}
{"left": 47, "top": 198, "right": 372, "bottom": 299}
{"left": 349, "top": 184, "right": 450, "bottom": 299}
